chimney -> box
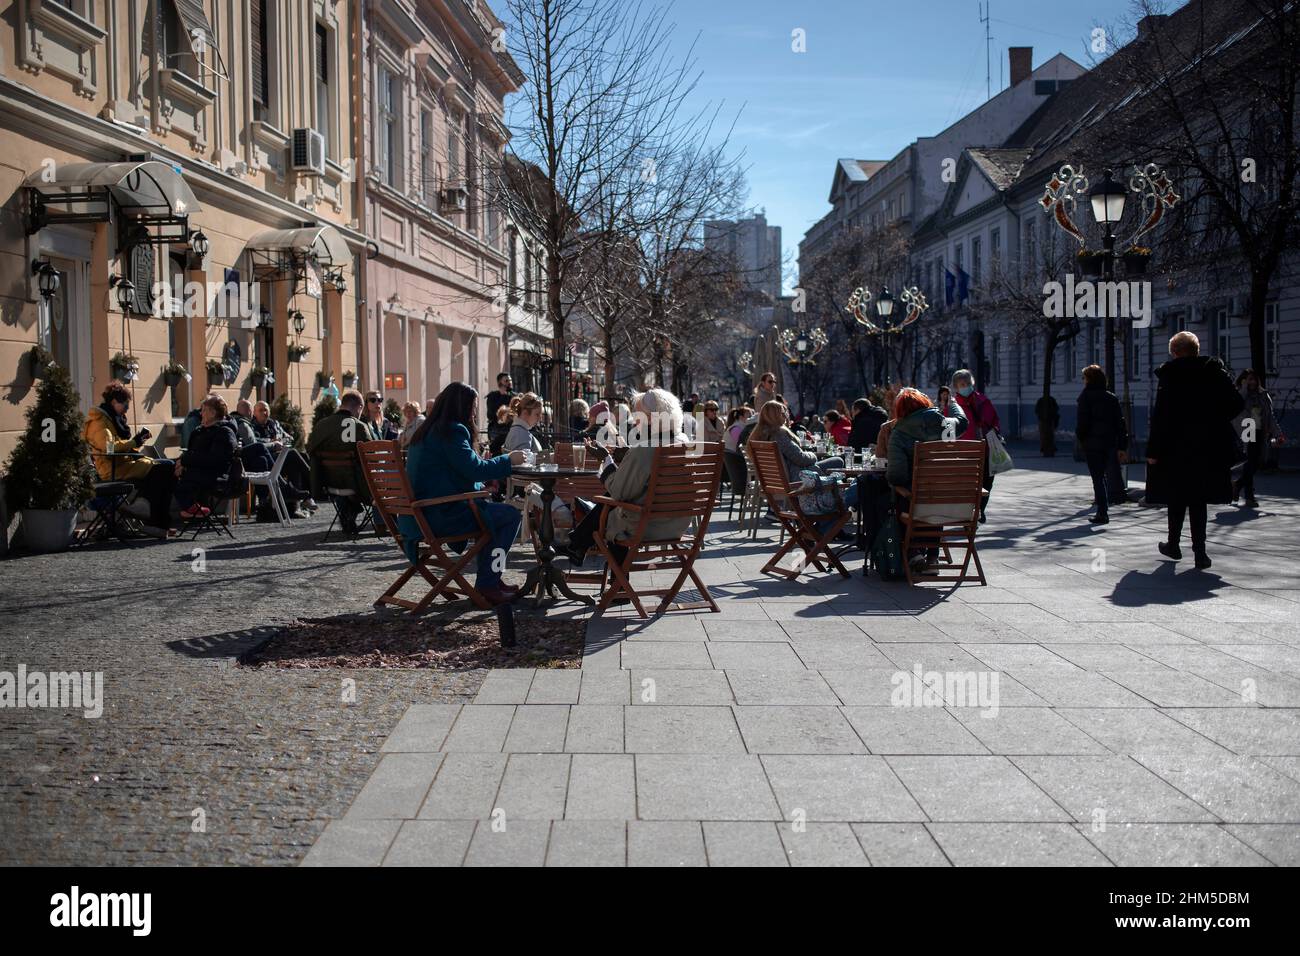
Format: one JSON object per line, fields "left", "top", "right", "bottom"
{"left": 1009, "top": 47, "right": 1033, "bottom": 87}
{"left": 1137, "top": 14, "right": 1169, "bottom": 39}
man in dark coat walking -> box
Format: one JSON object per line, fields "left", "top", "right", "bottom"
{"left": 1076, "top": 365, "right": 1126, "bottom": 525}
{"left": 1145, "top": 331, "right": 1244, "bottom": 569}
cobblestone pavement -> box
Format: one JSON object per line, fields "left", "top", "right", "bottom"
{"left": 307, "top": 454, "right": 1300, "bottom": 867}
{"left": 0, "top": 517, "right": 515, "bottom": 865}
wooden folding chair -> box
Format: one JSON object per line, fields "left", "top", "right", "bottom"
{"left": 746, "top": 439, "right": 851, "bottom": 581}
{"left": 358, "top": 440, "right": 494, "bottom": 612}
{"left": 895, "top": 440, "right": 987, "bottom": 586}
{"left": 592, "top": 443, "right": 724, "bottom": 618}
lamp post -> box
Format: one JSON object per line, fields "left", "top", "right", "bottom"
{"left": 776, "top": 327, "right": 827, "bottom": 418}
{"left": 844, "top": 284, "right": 928, "bottom": 386}
{"left": 1041, "top": 162, "right": 1179, "bottom": 502}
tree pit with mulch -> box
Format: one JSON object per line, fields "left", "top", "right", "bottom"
{"left": 239, "top": 610, "right": 583, "bottom": 670}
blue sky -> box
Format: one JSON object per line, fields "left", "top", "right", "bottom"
{"left": 642, "top": 0, "right": 1142, "bottom": 284}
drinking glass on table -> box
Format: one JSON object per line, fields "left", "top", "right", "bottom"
{"left": 572, "top": 443, "right": 587, "bottom": 470}
{"left": 522, "top": 449, "right": 536, "bottom": 468}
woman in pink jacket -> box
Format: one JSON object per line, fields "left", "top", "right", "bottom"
{"left": 951, "top": 369, "right": 1000, "bottom": 523}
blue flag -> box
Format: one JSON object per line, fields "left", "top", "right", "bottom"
{"left": 944, "top": 269, "right": 955, "bottom": 307}
{"left": 957, "top": 267, "right": 970, "bottom": 303}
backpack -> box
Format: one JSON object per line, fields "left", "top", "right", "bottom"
{"left": 869, "top": 510, "right": 906, "bottom": 580}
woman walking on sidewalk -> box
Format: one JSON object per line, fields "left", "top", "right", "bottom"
{"left": 1145, "top": 332, "right": 1243, "bottom": 570}
{"left": 1075, "top": 365, "right": 1127, "bottom": 525}
{"left": 951, "top": 370, "right": 1000, "bottom": 523}
{"left": 1233, "top": 369, "right": 1284, "bottom": 509}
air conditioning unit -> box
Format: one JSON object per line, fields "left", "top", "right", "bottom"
{"left": 290, "top": 128, "right": 326, "bottom": 175}
{"left": 440, "top": 185, "right": 468, "bottom": 213}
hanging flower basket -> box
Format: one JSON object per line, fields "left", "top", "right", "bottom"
{"left": 1122, "top": 247, "right": 1151, "bottom": 275}
{"left": 341, "top": 370, "right": 358, "bottom": 388}
{"left": 206, "top": 358, "right": 226, "bottom": 382}
{"left": 1076, "top": 250, "right": 1105, "bottom": 278}
{"left": 110, "top": 352, "right": 141, "bottom": 382}
{"left": 162, "top": 363, "right": 189, "bottom": 388}
{"left": 29, "top": 345, "right": 55, "bottom": 380}
{"left": 287, "top": 344, "right": 311, "bottom": 362}
{"left": 316, "top": 370, "right": 335, "bottom": 388}
{"left": 249, "top": 365, "right": 273, "bottom": 387}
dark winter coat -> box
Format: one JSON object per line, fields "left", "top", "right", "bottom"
{"left": 181, "top": 419, "right": 239, "bottom": 485}
{"left": 1075, "top": 384, "right": 1127, "bottom": 453}
{"left": 847, "top": 403, "right": 887, "bottom": 450}
{"left": 886, "top": 400, "right": 969, "bottom": 488}
{"left": 1145, "top": 355, "right": 1244, "bottom": 506}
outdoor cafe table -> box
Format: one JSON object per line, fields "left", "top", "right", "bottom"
{"left": 510, "top": 464, "right": 597, "bottom": 607}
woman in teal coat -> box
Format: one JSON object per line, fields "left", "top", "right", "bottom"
{"left": 402, "top": 382, "right": 525, "bottom": 604}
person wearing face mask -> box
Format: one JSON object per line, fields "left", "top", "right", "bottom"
{"left": 951, "top": 369, "right": 1001, "bottom": 523}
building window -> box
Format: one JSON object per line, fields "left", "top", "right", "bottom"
{"left": 990, "top": 227, "right": 1001, "bottom": 274}
{"left": 507, "top": 228, "right": 518, "bottom": 299}
{"left": 420, "top": 107, "right": 435, "bottom": 203}
{"left": 465, "top": 128, "right": 477, "bottom": 233}
{"left": 1024, "top": 219, "right": 1037, "bottom": 278}
{"left": 1214, "top": 307, "right": 1230, "bottom": 370}
{"left": 523, "top": 244, "right": 534, "bottom": 309}
{"left": 251, "top": 0, "right": 272, "bottom": 122}
{"left": 1026, "top": 338, "right": 1038, "bottom": 384}
{"left": 448, "top": 114, "right": 462, "bottom": 186}
{"left": 1088, "top": 323, "right": 1100, "bottom": 367}
{"left": 990, "top": 335, "right": 1001, "bottom": 384}
{"left": 314, "top": 22, "right": 332, "bottom": 158}
{"left": 971, "top": 236, "right": 982, "bottom": 287}
{"left": 378, "top": 65, "right": 401, "bottom": 188}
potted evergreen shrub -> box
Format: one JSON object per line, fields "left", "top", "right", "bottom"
{"left": 3, "top": 363, "right": 95, "bottom": 553}
{"left": 110, "top": 351, "right": 141, "bottom": 382}
{"left": 312, "top": 394, "right": 339, "bottom": 430}
{"left": 269, "top": 394, "right": 306, "bottom": 450}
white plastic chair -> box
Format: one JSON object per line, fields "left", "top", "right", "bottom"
{"left": 244, "top": 446, "right": 291, "bottom": 526}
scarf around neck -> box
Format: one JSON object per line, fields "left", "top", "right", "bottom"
{"left": 99, "top": 402, "right": 131, "bottom": 439}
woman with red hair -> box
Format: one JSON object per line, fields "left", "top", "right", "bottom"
{"left": 885, "top": 388, "right": 967, "bottom": 490}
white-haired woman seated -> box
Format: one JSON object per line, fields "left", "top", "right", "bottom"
{"left": 559, "top": 388, "right": 690, "bottom": 566}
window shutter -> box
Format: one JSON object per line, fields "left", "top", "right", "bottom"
{"left": 251, "top": 0, "right": 267, "bottom": 106}
{"left": 172, "top": 0, "right": 216, "bottom": 52}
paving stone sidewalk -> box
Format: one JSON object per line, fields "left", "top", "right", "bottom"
{"left": 306, "top": 455, "right": 1300, "bottom": 867}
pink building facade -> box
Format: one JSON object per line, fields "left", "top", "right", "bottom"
{"left": 358, "top": 0, "right": 521, "bottom": 432}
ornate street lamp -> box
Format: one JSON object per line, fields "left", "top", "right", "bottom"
{"left": 876, "top": 287, "right": 895, "bottom": 321}
{"left": 189, "top": 230, "right": 210, "bottom": 258}
{"left": 31, "top": 260, "right": 60, "bottom": 300}
{"left": 108, "top": 274, "right": 135, "bottom": 312}
{"left": 291, "top": 310, "right": 306, "bottom": 335}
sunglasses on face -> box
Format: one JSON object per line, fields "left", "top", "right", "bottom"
{"left": 367, "top": 397, "right": 382, "bottom": 404}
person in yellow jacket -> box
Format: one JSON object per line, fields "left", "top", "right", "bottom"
{"left": 82, "top": 381, "right": 177, "bottom": 537}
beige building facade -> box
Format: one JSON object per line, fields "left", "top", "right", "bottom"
{"left": 0, "top": 0, "right": 366, "bottom": 458}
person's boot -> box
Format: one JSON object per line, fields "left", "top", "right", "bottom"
{"left": 1193, "top": 550, "right": 1212, "bottom": 570}
{"left": 1158, "top": 541, "right": 1182, "bottom": 560}
{"left": 1245, "top": 496, "right": 1259, "bottom": 509}
{"left": 1090, "top": 511, "right": 1109, "bottom": 525}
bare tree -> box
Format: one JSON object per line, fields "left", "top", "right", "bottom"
{"left": 1093, "top": 0, "right": 1300, "bottom": 383}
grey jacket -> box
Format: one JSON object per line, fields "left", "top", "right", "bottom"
{"left": 504, "top": 421, "right": 541, "bottom": 452}
{"left": 602, "top": 445, "right": 692, "bottom": 543}
{"left": 772, "top": 427, "right": 818, "bottom": 482}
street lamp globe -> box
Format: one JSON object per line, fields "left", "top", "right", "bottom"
{"left": 795, "top": 332, "right": 809, "bottom": 355}
{"left": 189, "top": 230, "right": 210, "bottom": 258}
{"left": 1089, "top": 169, "right": 1126, "bottom": 229}
{"left": 32, "top": 260, "right": 60, "bottom": 299}
{"left": 291, "top": 310, "right": 306, "bottom": 335}
{"left": 876, "top": 287, "right": 895, "bottom": 319}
